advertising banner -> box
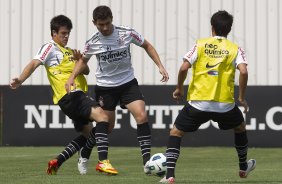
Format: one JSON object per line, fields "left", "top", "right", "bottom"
{"left": 1, "top": 86, "right": 281, "bottom": 147}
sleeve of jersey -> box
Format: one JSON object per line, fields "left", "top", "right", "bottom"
{"left": 183, "top": 44, "right": 197, "bottom": 65}
{"left": 130, "top": 29, "right": 144, "bottom": 46}
{"left": 235, "top": 47, "right": 248, "bottom": 67}
{"left": 82, "top": 41, "right": 93, "bottom": 59}
{"left": 33, "top": 43, "right": 54, "bottom": 64}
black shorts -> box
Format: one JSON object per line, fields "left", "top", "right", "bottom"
{"left": 95, "top": 78, "right": 144, "bottom": 111}
{"left": 174, "top": 103, "right": 244, "bottom": 132}
{"left": 58, "top": 91, "right": 100, "bottom": 132}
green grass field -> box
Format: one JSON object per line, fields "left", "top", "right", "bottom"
{"left": 0, "top": 147, "right": 281, "bottom": 184}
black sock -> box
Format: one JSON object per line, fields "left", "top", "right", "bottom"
{"left": 234, "top": 131, "right": 248, "bottom": 171}
{"left": 56, "top": 135, "right": 87, "bottom": 167}
{"left": 80, "top": 127, "right": 96, "bottom": 159}
{"left": 166, "top": 136, "right": 181, "bottom": 179}
{"left": 95, "top": 122, "right": 109, "bottom": 161}
{"left": 137, "top": 122, "right": 151, "bottom": 165}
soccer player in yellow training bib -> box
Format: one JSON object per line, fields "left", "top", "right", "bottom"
{"left": 160, "top": 10, "right": 256, "bottom": 183}
{"left": 10, "top": 15, "right": 116, "bottom": 175}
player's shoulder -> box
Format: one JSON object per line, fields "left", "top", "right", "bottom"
{"left": 195, "top": 37, "right": 210, "bottom": 48}
{"left": 85, "top": 32, "right": 100, "bottom": 44}
{"left": 115, "top": 25, "right": 135, "bottom": 35}
{"left": 40, "top": 41, "right": 55, "bottom": 49}
{"left": 35, "top": 41, "right": 57, "bottom": 61}
{"left": 115, "top": 25, "right": 134, "bottom": 31}
{"left": 116, "top": 25, "right": 142, "bottom": 40}
{"left": 197, "top": 37, "right": 212, "bottom": 42}
{"left": 37, "top": 41, "right": 56, "bottom": 54}
{"left": 223, "top": 39, "right": 239, "bottom": 51}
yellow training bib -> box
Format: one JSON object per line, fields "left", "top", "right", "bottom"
{"left": 45, "top": 43, "right": 88, "bottom": 104}
{"left": 187, "top": 37, "right": 238, "bottom": 103}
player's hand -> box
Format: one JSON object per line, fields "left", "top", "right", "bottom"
{"left": 159, "top": 67, "right": 169, "bottom": 82}
{"left": 65, "top": 77, "right": 76, "bottom": 94}
{"left": 72, "top": 49, "right": 82, "bottom": 61}
{"left": 238, "top": 98, "right": 249, "bottom": 113}
{"left": 173, "top": 88, "right": 184, "bottom": 104}
{"left": 9, "top": 78, "right": 22, "bottom": 89}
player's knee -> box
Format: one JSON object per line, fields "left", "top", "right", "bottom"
{"left": 134, "top": 112, "right": 148, "bottom": 123}
{"left": 234, "top": 122, "right": 246, "bottom": 133}
{"left": 107, "top": 122, "right": 115, "bottom": 134}
{"left": 170, "top": 126, "right": 184, "bottom": 137}
{"left": 90, "top": 107, "right": 110, "bottom": 122}
{"left": 136, "top": 117, "right": 148, "bottom": 124}
{"left": 81, "top": 124, "right": 93, "bottom": 137}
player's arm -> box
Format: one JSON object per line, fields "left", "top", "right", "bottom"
{"left": 237, "top": 63, "right": 249, "bottom": 113}
{"left": 65, "top": 56, "right": 90, "bottom": 93}
{"left": 141, "top": 39, "right": 169, "bottom": 82}
{"left": 82, "top": 64, "right": 90, "bottom": 75}
{"left": 173, "top": 59, "right": 191, "bottom": 103}
{"left": 72, "top": 49, "right": 89, "bottom": 75}
{"left": 10, "top": 59, "right": 41, "bottom": 89}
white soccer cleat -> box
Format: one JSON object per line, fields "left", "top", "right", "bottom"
{"left": 159, "top": 176, "right": 175, "bottom": 183}
{"left": 239, "top": 159, "right": 256, "bottom": 178}
{"left": 77, "top": 149, "right": 89, "bottom": 175}
{"left": 78, "top": 157, "right": 89, "bottom": 175}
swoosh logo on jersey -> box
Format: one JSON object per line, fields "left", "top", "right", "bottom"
{"left": 206, "top": 62, "right": 222, "bottom": 68}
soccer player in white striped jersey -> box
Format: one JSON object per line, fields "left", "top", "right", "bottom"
{"left": 65, "top": 5, "right": 169, "bottom": 175}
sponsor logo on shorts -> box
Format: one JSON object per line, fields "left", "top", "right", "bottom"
{"left": 99, "top": 96, "right": 104, "bottom": 107}
{"left": 86, "top": 95, "right": 94, "bottom": 101}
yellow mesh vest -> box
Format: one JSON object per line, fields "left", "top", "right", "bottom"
{"left": 187, "top": 37, "right": 238, "bottom": 103}
{"left": 45, "top": 43, "right": 88, "bottom": 104}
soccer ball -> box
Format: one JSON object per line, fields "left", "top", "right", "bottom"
{"left": 147, "top": 153, "right": 167, "bottom": 176}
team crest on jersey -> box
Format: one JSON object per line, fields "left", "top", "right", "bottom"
{"left": 117, "top": 35, "right": 126, "bottom": 46}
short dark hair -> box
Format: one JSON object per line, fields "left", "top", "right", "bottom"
{"left": 93, "top": 5, "right": 113, "bottom": 22}
{"left": 210, "top": 10, "right": 233, "bottom": 37}
{"left": 50, "top": 15, "right": 73, "bottom": 36}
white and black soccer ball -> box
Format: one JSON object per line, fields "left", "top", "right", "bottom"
{"left": 147, "top": 153, "right": 167, "bottom": 176}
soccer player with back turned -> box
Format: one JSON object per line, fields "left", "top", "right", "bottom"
{"left": 160, "top": 10, "right": 256, "bottom": 183}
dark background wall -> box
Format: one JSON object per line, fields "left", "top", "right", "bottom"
{"left": 1, "top": 85, "right": 281, "bottom": 147}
